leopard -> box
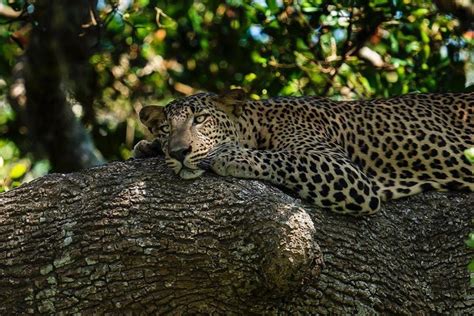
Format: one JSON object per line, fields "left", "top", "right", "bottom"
{"left": 134, "top": 89, "right": 474, "bottom": 215}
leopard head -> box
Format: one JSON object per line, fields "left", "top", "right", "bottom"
{"left": 139, "top": 89, "right": 246, "bottom": 179}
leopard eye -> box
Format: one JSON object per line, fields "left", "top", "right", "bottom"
{"left": 194, "top": 114, "right": 208, "bottom": 124}
{"left": 160, "top": 124, "right": 170, "bottom": 133}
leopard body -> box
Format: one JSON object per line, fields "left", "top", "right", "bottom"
{"left": 136, "top": 91, "right": 474, "bottom": 215}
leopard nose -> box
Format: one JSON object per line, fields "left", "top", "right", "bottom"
{"left": 169, "top": 145, "right": 192, "bottom": 162}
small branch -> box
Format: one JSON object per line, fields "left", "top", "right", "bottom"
{"left": 0, "top": 3, "right": 21, "bottom": 19}
{"left": 358, "top": 46, "right": 385, "bottom": 68}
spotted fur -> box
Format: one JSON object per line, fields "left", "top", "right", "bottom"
{"left": 136, "top": 90, "right": 474, "bottom": 215}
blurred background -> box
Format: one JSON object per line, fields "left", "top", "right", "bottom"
{"left": 0, "top": 0, "right": 472, "bottom": 191}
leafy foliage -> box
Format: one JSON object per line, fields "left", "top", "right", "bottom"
{"left": 0, "top": 0, "right": 473, "bottom": 188}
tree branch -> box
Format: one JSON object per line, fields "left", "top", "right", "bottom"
{"left": 0, "top": 158, "right": 472, "bottom": 314}
{"left": 0, "top": 3, "right": 21, "bottom": 19}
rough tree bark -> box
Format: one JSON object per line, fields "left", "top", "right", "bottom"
{"left": 0, "top": 157, "right": 472, "bottom": 314}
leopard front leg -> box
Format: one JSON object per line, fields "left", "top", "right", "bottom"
{"left": 200, "top": 145, "right": 261, "bottom": 178}
{"left": 200, "top": 143, "right": 381, "bottom": 215}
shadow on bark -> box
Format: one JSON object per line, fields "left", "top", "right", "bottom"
{"left": 0, "top": 157, "right": 472, "bottom": 314}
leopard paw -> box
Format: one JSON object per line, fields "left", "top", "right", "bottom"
{"left": 133, "top": 139, "right": 163, "bottom": 158}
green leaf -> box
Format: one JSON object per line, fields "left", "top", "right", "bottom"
{"left": 30, "top": 160, "right": 51, "bottom": 178}
{"left": 296, "top": 38, "right": 309, "bottom": 51}
{"left": 244, "top": 72, "right": 257, "bottom": 83}
{"left": 372, "top": 0, "right": 389, "bottom": 6}
{"left": 412, "top": 8, "right": 429, "bottom": 18}
{"left": 9, "top": 163, "right": 28, "bottom": 179}
{"left": 466, "top": 235, "right": 474, "bottom": 248}
{"left": 301, "top": 7, "right": 319, "bottom": 13}
{"left": 385, "top": 71, "right": 398, "bottom": 83}
{"left": 390, "top": 34, "right": 399, "bottom": 53}
{"left": 405, "top": 42, "right": 421, "bottom": 53}
{"left": 0, "top": 140, "right": 18, "bottom": 161}
{"left": 11, "top": 181, "right": 21, "bottom": 188}
{"left": 226, "top": 0, "right": 244, "bottom": 6}
{"left": 465, "top": 239, "right": 474, "bottom": 248}
{"left": 468, "top": 260, "right": 474, "bottom": 272}
{"left": 107, "top": 14, "right": 125, "bottom": 33}
{"left": 137, "top": 0, "right": 149, "bottom": 7}
{"left": 251, "top": 51, "right": 267, "bottom": 65}
{"left": 267, "top": 0, "right": 279, "bottom": 13}
{"left": 465, "top": 148, "right": 474, "bottom": 164}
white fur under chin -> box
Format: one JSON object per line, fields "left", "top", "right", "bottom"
{"left": 179, "top": 168, "right": 205, "bottom": 180}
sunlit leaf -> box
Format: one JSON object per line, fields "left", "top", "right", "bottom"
{"left": 301, "top": 7, "right": 319, "bottom": 13}
{"left": 137, "top": 0, "right": 150, "bottom": 7}
{"left": 251, "top": 51, "right": 267, "bottom": 65}
{"left": 465, "top": 148, "right": 474, "bottom": 164}
{"left": 405, "top": 41, "right": 421, "bottom": 53}
{"left": 468, "top": 260, "right": 474, "bottom": 272}
{"left": 267, "top": 0, "right": 279, "bottom": 13}
{"left": 9, "top": 163, "right": 28, "bottom": 179}
{"left": 412, "top": 8, "right": 429, "bottom": 17}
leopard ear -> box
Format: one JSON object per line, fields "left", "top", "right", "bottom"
{"left": 138, "top": 105, "right": 166, "bottom": 132}
{"left": 214, "top": 88, "right": 247, "bottom": 118}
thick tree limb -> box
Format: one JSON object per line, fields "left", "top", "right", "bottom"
{"left": 0, "top": 158, "right": 472, "bottom": 314}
